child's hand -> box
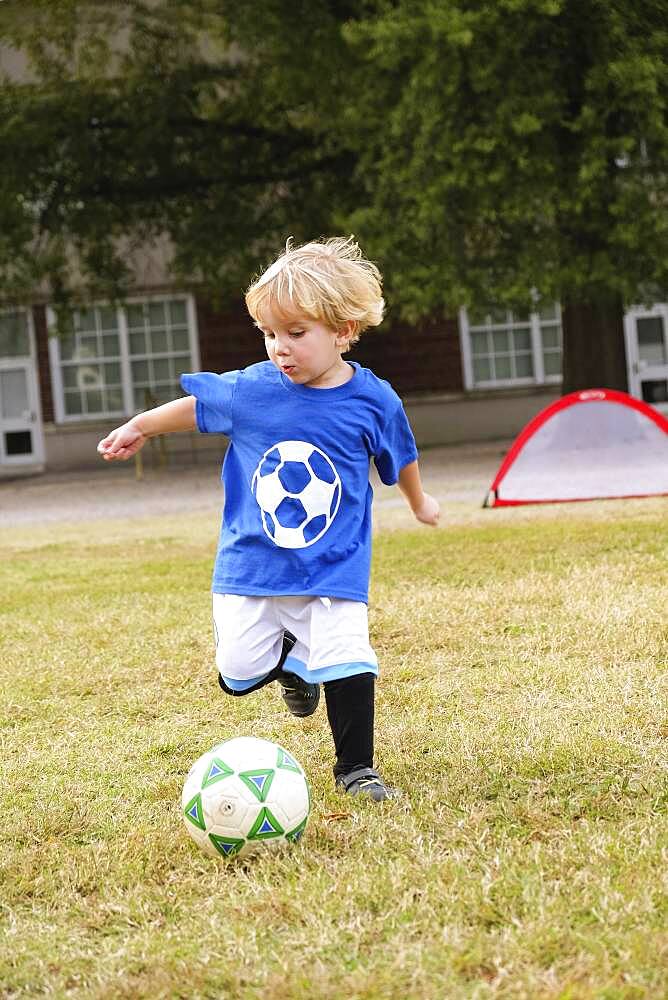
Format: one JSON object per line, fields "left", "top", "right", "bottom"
{"left": 413, "top": 492, "right": 440, "bottom": 526}
{"left": 97, "top": 421, "right": 146, "bottom": 461}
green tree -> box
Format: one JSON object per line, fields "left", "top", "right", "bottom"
{"left": 340, "top": 0, "right": 668, "bottom": 392}
{"left": 2, "top": 1, "right": 667, "bottom": 393}
{"left": 0, "top": 0, "right": 357, "bottom": 309}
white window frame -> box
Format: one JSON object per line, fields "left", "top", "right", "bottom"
{"left": 48, "top": 293, "right": 201, "bottom": 423}
{"left": 459, "top": 304, "right": 563, "bottom": 391}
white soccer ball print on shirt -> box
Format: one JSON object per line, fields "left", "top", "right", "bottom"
{"left": 251, "top": 439, "right": 342, "bottom": 549}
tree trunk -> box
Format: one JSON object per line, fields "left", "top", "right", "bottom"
{"left": 561, "top": 296, "right": 629, "bottom": 395}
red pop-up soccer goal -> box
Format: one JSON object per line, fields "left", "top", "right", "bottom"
{"left": 484, "top": 388, "right": 668, "bottom": 507}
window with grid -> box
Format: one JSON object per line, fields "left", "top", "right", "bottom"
{"left": 461, "top": 303, "right": 562, "bottom": 388}
{"left": 126, "top": 299, "right": 193, "bottom": 410}
{"left": 49, "top": 297, "right": 197, "bottom": 421}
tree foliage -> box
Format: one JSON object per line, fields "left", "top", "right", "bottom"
{"left": 0, "top": 0, "right": 358, "bottom": 306}
{"left": 1, "top": 1, "right": 667, "bottom": 389}
{"left": 342, "top": 0, "right": 668, "bottom": 319}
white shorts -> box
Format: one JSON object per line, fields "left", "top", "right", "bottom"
{"left": 212, "top": 593, "right": 378, "bottom": 692}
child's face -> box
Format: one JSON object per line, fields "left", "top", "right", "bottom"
{"left": 257, "top": 304, "right": 354, "bottom": 389}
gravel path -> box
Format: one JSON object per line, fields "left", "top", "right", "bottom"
{"left": 0, "top": 442, "right": 509, "bottom": 526}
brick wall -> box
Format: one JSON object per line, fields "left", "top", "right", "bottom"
{"left": 195, "top": 297, "right": 464, "bottom": 396}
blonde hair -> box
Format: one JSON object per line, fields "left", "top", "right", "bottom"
{"left": 245, "top": 236, "right": 385, "bottom": 346}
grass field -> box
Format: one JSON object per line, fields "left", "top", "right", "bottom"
{"left": 1, "top": 494, "right": 667, "bottom": 999}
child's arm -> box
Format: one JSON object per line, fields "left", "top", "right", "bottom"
{"left": 97, "top": 396, "right": 197, "bottom": 462}
{"left": 397, "top": 460, "right": 440, "bottom": 525}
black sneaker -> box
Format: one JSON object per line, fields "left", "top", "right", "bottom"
{"left": 335, "top": 767, "right": 399, "bottom": 801}
{"left": 277, "top": 671, "right": 320, "bottom": 718}
{"left": 275, "top": 629, "right": 320, "bottom": 717}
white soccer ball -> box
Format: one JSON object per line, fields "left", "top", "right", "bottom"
{"left": 251, "top": 439, "right": 342, "bottom": 549}
{"left": 181, "top": 736, "right": 310, "bottom": 860}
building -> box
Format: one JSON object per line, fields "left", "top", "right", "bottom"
{"left": 1, "top": 286, "right": 666, "bottom": 476}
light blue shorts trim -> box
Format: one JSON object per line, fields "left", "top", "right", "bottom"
{"left": 221, "top": 657, "right": 378, "bottom": 691}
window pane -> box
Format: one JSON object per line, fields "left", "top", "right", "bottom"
{"left": 512, "top": 327, "right": 531, "bottom": 351}
{"left": 172, "top": 328, "right": 189, "bottom": 351}
{"left": 77, "top": 364, "right": 104, "bottom": 390}
{"left": 515, "top": 355, "right": 534, "bottom": 377}
{"left": 152, "top": 383, "right": 176, "bottom": 405}
{"left": 5, "top": 430, "right": 32, "bottom": 455}
{"left": 126, "top": 304, "right": 145, "bottom": 330}
{"left": 99, "top": 307, "right": 118, "bottom": 331}
{"left": 62, "top": 365, "right": 79, "bottom": 389}
{"left": 641, "top": 379, "right": 668, "bottom": 403}
{"left": 102, "top": 333, "right": 120, "bottom": 358}
{"left": 77, "top": 334, "right": 98, "bottom": 359}
{"left": 137, "top": 386, "right": 159, "bottom": 407}
{"left": 150, "top": 329, "right": 169, "bottom": 353}
{"left": 473, "top": 357, "right": 492, "bottom": 381}
{"left": 637, "top": 317, "right": 666, "bottom": 365}
{"left": 491, "top": 330, "right": 510, "bottom": 353}
{"left": 0, "top": 312, "right": 30, "bottom": 357}
{"left": 0, "top": 369, "right": 28, "bottom": 419}
{"left": 77, "top": 309, "right": 97, "bottom": 332}
{"left": 129, "top": 331, "right": 147, "bottom": 355}
{"left": 84, "top": 390, "right": 104, "bottom": 413}
{"left": 489, "top": 308, "right": 508, "bottom": 325}
{"left": 104, "top": 363, "right": 121, "bottom": 384}
{"left": 470, "top": 331, "right": 488, "bottom": 356}
{"left": 172, "top": 354, "right": 191, "bottom": 373}
{"left": 541, "top": 324, "right": 560, "bottom": 349}
{"left": 148, "top": 301, "right": 166, "bottom": 328}
{"left": 169, "top": 300, "right": 187, "bottom": 325}
{"left": 495, "top": 356, "right": 512, "bottom": 379}
{"left": 543, "top": 352, "right": 562, "bottom": 376}
{"left": 132, "top": 360, "right": 150, "bottom": 383}
{"left": 64, "top": 390, "right": 83, "bottom": 415}
{"left": 105, "top": 387, "right": 124, "bottom": 411}
{"left": 59, "top": 335, "right": 76, "bottom": 361}
{"left": 153, "top": 358, "right": 171, "bottom": 382}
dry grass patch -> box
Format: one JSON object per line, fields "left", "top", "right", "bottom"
{"left": 1, "top": 498, "right": 667, "bottom": 998}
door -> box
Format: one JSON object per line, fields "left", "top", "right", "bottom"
{"left": 0, "top": 310, "right": 45, "bottom": 468}
{"left": 624, "top": 305, "right": 668, "bottom": 415}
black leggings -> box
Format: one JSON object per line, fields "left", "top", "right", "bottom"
{"left": 218, "top": 670, "right": 375, "bottom": 778}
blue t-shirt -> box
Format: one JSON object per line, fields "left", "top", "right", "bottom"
{"left": 181, "top": 361, "right": 417, "bottom": 603}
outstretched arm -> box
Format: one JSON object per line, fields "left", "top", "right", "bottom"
{"left": 397, "top": 460, "right": 440, "bottom": 525}
{"left": 97, "top": 396, "right": 197, "bottom": 462}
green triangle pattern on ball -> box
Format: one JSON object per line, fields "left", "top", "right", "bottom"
{"left": 209, "top": 833, "right": 245, "bottom": 858}
{"left": 201, "top": 757, "right": 234, "bottom": 789}
{"left": 276, "top": 748, "right": 301, "bottom": 773}
{"left": 238, "top": 768, "right": 275, "bottom": 802}
{"left": 247, "top": 806, "right": 285, "bottom": 840}
{"left": 184, "top": 792, "right": 206, "bottom": 831}
{"left": 285, "top": 817, "right": 308, "bottom": 843}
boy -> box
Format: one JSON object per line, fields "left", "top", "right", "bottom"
{"left": 98, "top": 237, "right": 439, "bottom": 801}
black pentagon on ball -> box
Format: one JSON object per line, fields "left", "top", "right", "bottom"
{"left": 275, "top": 496, "right": 308, "bottom": 528}
{"left": 278, "top": 461, "right": 312, "bottom": 494}
{"left": 309, "top": 450, "right": 336, "bottom": 484}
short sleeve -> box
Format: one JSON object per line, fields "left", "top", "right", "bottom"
{"left": 180, "top": 371, "right": 241, "bottom": 436}
{"left": 373, "top": 404, "right": 418, "bottom": 485}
